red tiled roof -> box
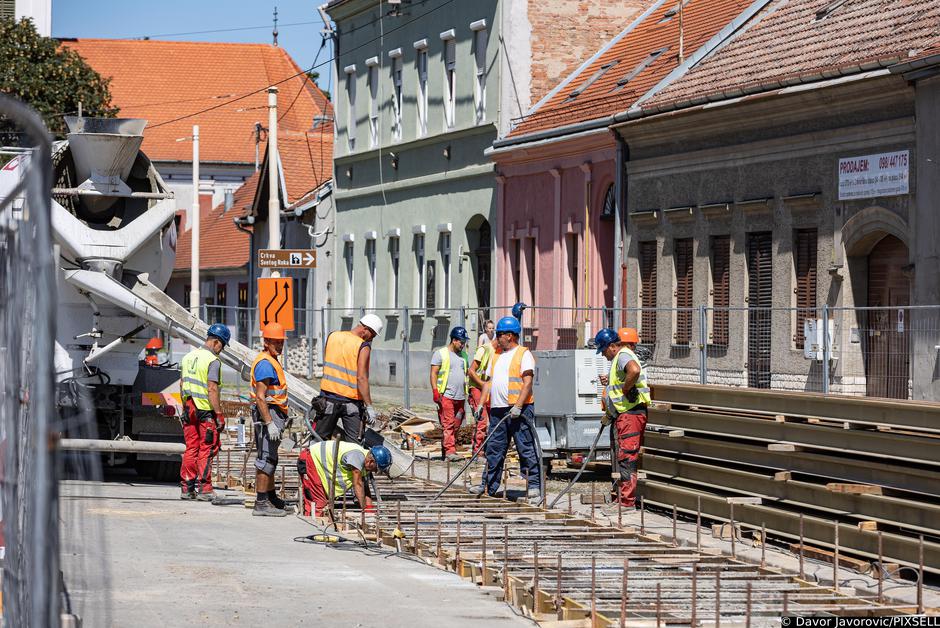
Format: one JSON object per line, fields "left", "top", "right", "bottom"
{"left": 61, "top": 39, "right": 332, "bottom": 164}
{"left": 509, "top": 0, "right": 759, "bottom": 138}
{"left": 645, "top": 0, "right": 940, "bottom": 110}
{"left": 278, "top": 128, "right": 333, "bottom": 207}
{"left": 174, "top": 173, "right": 257, "bottom": 272}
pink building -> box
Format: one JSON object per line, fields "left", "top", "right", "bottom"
{"left": 489, "top": 0, "right": 769, "bottom": 349}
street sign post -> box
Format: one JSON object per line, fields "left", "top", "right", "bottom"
{"left": 258, "top": 248, "right": 317, "bottom": 269}
{"left": 257, "top": 277, "right": 295, "bottom": 331}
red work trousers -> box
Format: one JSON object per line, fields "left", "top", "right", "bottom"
{"left": 299, "top": 448, "right": 329, "bottom": 516}
{"left": 468, "top": 386, "right": 489, "bottom": 455}
{"left": 180, "top": 398, "right": 221, "bottom": 494}
{"left": 612, "top": 406, "right": 647, "bottom": 507}
{"left": 437, "top": 396, "right": 464, "bottom": 457}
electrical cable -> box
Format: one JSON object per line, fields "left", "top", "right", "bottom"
{"left": 424, "top": 411, "right": 511, "bottom": 504}
{"left": 548, "top": 423, "right": 607, "bottom": 509}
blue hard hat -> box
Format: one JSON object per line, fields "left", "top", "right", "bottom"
{"left": 594, "top": 328, "right": 619, "bottom": 355}
{"left": 495, "top": 316, "right": 522, "bottom": 336}
{"left": 370, "top": 445, "right": 393, "bottom": 472}
{"left": 511, "top": 302, "right": 527, "bottom": 320}
{"left": 450, "top": 326, "right": 470, "bottom": 342}
{"left": 207, "top": 323, "right": 231, "bottom": 347}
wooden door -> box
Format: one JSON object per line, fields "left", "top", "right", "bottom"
{"left": 746, "top": 232, "right": 772, "bottom": 388}
{"left": 865, "top": 235, "right": 910, "bottom": 398}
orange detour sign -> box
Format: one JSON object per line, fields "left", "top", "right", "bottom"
{"left": 257, "top": 277, "right": 295, "bottom": 331}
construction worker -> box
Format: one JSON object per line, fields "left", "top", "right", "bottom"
{"left": 469, "top": 316, "right": 540, "bottom": 501}
{"left": 251, "top": 322, "right": 292, "bottom": 516}
{"left": 511, "top": 302, "right": 527, "bottom": 322}
{"left": 179, "top": 324, "right": 229, "bottom": 501}
{"left": 430, "top": 326, "right": 470, "bottom": 461}
{"left": 468, "top": 332, "right": 496, "bottom": 455}
{"left": 314, "top": 313, "right": 383, "bottom": 443}
{"left": 298, "top": 442, "right": 392, "bottom": 517}
{"left": 477, "top": 319, "right": 495, "bottom": 347}
{"left": 144, "top": 337, "right": 163, "bottom": 366}
{"left": 595, "top": 327, "right": 650, "bottom": 509}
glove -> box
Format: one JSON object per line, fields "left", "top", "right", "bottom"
{"left": 600, "top": 412, "right": 613, "bottom": 426}
{"left": 599, "top": 374, "right": 609, "bottom": 386}
{"left": 472, "top": 406, "right": 482, "bottom": 421}
{"left": 215, "top": 415, "right": 226, "bottom": 432}
{"left": 266, "top": 421, "right": 281, "bottom": 442}
{"left": 509, "top": 405, "right": 522, "bottom": 418}
{"left": 365, "top": 405, "right": 378, "bottom": 427}
{"left": 626, "top": 386, "right": 639, "bottom": 403}
{"left": 432, "top": 389, "right": 442, "bottom": 405}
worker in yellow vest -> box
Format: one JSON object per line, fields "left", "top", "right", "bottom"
{"left": 468, "top": 334, "right": 496, "bottom": 455}
{"left": 314, "top": 314, "right": 383, "bottom": 443}
{"left": 297, "top": 442, "right": 392, "bottom": 516}
{"left": 251, "top": 322, "right": 292, "bottom": 517}
{"left": 179, "top": 324, "right": 229, "bottom": 500}
{"left": 430, "top": 326, "right": 470, "bottom": 462}
{"left": 595, "top": 327, "right": 651, "bottom": 509}
{"left": 469, "top": 316, "right": 540, "bottom": 501}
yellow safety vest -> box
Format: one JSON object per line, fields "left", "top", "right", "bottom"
{"left": 311, "top": 441, "right": 370, "bottom": 497}
{"left": 471, "top": 342, "right": 495, "bottom": 388}
{"left": 435, "top": 346, "right": 470, "bottom": 396}
{"left": 322, "top": 331, "right": 364, "bottom": 400}
{"left": 180, "top": 347, "right": 220, "bottom": 411}
{"left": 507, "top": 346, "right": 535, "bottom": 406}
{"left": 606, "top": 347, "right": 651, "bottom": 414}
{"left": 250, "top": 351, "right": 289, "bottom": 412}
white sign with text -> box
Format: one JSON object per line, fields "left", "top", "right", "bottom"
{"left": 838, "top": 150, "right": 909, "bottom": 200}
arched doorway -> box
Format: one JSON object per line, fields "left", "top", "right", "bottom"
{"left": 864, "top": 234, "right": 910, "bottom": 398}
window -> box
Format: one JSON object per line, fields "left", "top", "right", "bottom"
{"left": 414, "top": 234, "right": 425, "bottom": 308}
{"left": 215, "top": 283, "right": 227, "bottom": 325}
{"left": 746, "top": 232, "right": 773, "bottom": 389}
{"left": 389, "top": 236, "right": 400, "bottom": 308}
{"left": 565, "top": 233, "right": 579, "bottom": 308}
{"left": 416, "top": 48, "right": 428, "bottom": 137}
{"left": 343, "top": 241, "right": 354, "bottom": 309}
{"left": 566, "top": 61, "right": 619, "bottom": 102}
{"left": 294, "top": 276, "right": 307, "bottom": 335}
{"left": 0, "top": 0, "right": 13, "bottom": 19}
{"left": 344, "top": 66, "right": 357, "bottom": 150}
{"left": 674, "top": 239, "right": 693, "bottom": 345}
{"left": 710, "top": 235, "right": 730, "bottom": 346}
{"left": 638, "top": 241, "right": 657, "bottom": 343}
{"left": 425, "top": 260, "right": 437, "bottom": 312}
{"left": 441, "top": 232, "right": 451, "bottom": 308}
{"left": 794, "top": 228, "right": 818, "bottom": 349}
{"left": 391, "top": 55, "right": 403, "bottom": 141}
{"left": 443, "top": 39, "right": 457, "bottom": 129}
{"left": 366, "top": 237, "right": 377, "bottom": 309}
{"left": 511, "top": 239, "right": 522, "bottom": 302}
{"left": 472, "top": 25, "right": 488, "bottom": 124}
{"left": 601, "top": 184, "right": 615, "bottom": 220}
{"left": 183, "top": 284, "right": 191, "bottom": 310}
{"left": 237, "top": 282, "right": 249, "bottom": 345}
{"left": 524, "top": 238, "right": 536, "bottom": 305}
{"left": 367, "top": 62, "right": 379, "bottom": 148}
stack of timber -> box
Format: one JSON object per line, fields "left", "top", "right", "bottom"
{"left": 642, "top": 384, "right": 940, "bottom": 575}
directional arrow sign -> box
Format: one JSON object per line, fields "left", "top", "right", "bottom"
{"left": 258, "top": 248, "right": 317, "bottom": 269}
{"left": 257, "top": 277, "right": 295, "bottom": 331}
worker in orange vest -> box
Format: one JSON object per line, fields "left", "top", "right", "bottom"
{"left": 251, "top": 322, "right": 292, "bottom": 516}
{"left": 313, "top": 314, "right": 384, "bottom": 443}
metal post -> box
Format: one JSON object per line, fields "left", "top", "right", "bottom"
{"left": 699, "top": 305, "right": 707, "bottom": 385}
{"left": 267, "top": 87, "right": 280, "bottom": 260}
{"left": 822, "top": 303, "right": 831, "bottom": 395}
{"left": 402, "top": 306, "right": 411, "bottom": 409}
{"left": 189, "top": 125, "right": 200, "bottom": 316}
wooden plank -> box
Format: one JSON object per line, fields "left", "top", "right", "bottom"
{"left": 768, "top": 442, "right": 800, "bottom": 452}
{"left": 826, "top": 483, "right": 883, "bottom": 495}
{"left": 789, "top": 543, "right": 872, "bottom": 574}
{"left": 857, "top": 521, "right": 878, "bottom": 532}
{"left": 773, "top": 471, "right": 792, "bottom": 482}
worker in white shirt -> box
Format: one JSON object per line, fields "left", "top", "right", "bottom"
{"left": 477, "top": 319, "right": 495, "bottom": 347}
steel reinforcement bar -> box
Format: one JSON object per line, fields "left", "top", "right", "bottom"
{"left": 335, "top": 476, "right": 913, "bottom": 625}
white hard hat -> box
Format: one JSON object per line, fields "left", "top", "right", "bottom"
{"left": 360, "top": 313, "right": 384, "bottom": 335}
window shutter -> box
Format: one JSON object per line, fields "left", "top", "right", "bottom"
{"left": 711, "top": 235, "right": 730, "bottom": 346}
{"left": 794, "top": 229, "right": 817, "bottom": 349}
{"left": 674, "top": 239, "right": 693, "bottom": 345}
{"left": 746, "top": 232, "right": 773, "bottom": 388}
{"left": 639, "top": 241, "right": 657, "bottom": 343}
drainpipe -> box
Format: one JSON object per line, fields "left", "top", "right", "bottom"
{"left": 614, "top": 133, "right": 629, "bottom": 327}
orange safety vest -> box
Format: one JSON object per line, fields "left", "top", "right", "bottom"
{"left": 250, "top": 351, "right": 289, "bottom": 412}
{"left": 507, "top": 346, "right": 535, "bottom": 406}
{"left": 321, "top": 331, "right": 364, "bottom": 400}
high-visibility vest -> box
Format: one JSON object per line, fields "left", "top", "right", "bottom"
{"left": 507, "top": 346, "right": 535, "bottom": 406}
{"left": 311, "top": 440, "right": 369, "bottom": 497}
{"left": 606, "top": 347, "right": 651, "bottom": 414}
{"left": 250, "top": 351, "right": 289, "bottom": 412}
{"left": 321, "top": 331, "right": 364, "bottom": 400}
{"left": 435, "top": 346, "right": 470, "bottom": 396}
{"left": 180, "top": 347, "right": 220, "bottom": 411}
{"left": 470, "top": 341, "right": 495, "bottom": 388}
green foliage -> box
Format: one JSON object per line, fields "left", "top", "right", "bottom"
{"left": 0, "top": 17, "right": 118, "bottom": 141}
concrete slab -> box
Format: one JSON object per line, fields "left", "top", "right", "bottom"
{"left": 60, "top": 476, "right": 532, "bottom": 628}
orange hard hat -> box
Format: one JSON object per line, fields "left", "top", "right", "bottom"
{"left": 618, "top": 327, "right": 639, "bottom": 344}
{"left": 262, "top": 322, "right": 286, "bottom": 340}
{"left": 145, "top": 337, "right": 163, "bottom": 350}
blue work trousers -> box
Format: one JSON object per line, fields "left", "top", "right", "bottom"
{"left": 483, "top": 404, "right": 540, "bottom": 496}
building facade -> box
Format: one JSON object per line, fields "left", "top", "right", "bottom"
{"left": 327, "top": 0, "right": 644, "bottom": 387}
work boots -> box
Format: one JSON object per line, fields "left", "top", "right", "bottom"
{"left": 267, "top": 491, "right": 296, "bottom": 514}
{"left": 252, "top": 496, "right": 287, "bottom": 517}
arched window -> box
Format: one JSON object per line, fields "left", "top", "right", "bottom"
{"left": 601, "top": 183, "right": 615, "bottom": 220}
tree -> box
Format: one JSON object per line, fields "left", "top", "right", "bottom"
{"left": 0, "top": 17, "right": 117, "bottom": 142}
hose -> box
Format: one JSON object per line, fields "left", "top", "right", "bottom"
{"left": 426, "top": 411, "right": 511, "bottom": 503}
{"left": 548, "top": 423, "right": 607, "bottom": 509}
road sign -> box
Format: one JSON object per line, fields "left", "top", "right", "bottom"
{"left": 257, "top": 277, "right": 295, "bottom": 331}
{"left": 257, "top": 248, "right": 317, "bottom": 269}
